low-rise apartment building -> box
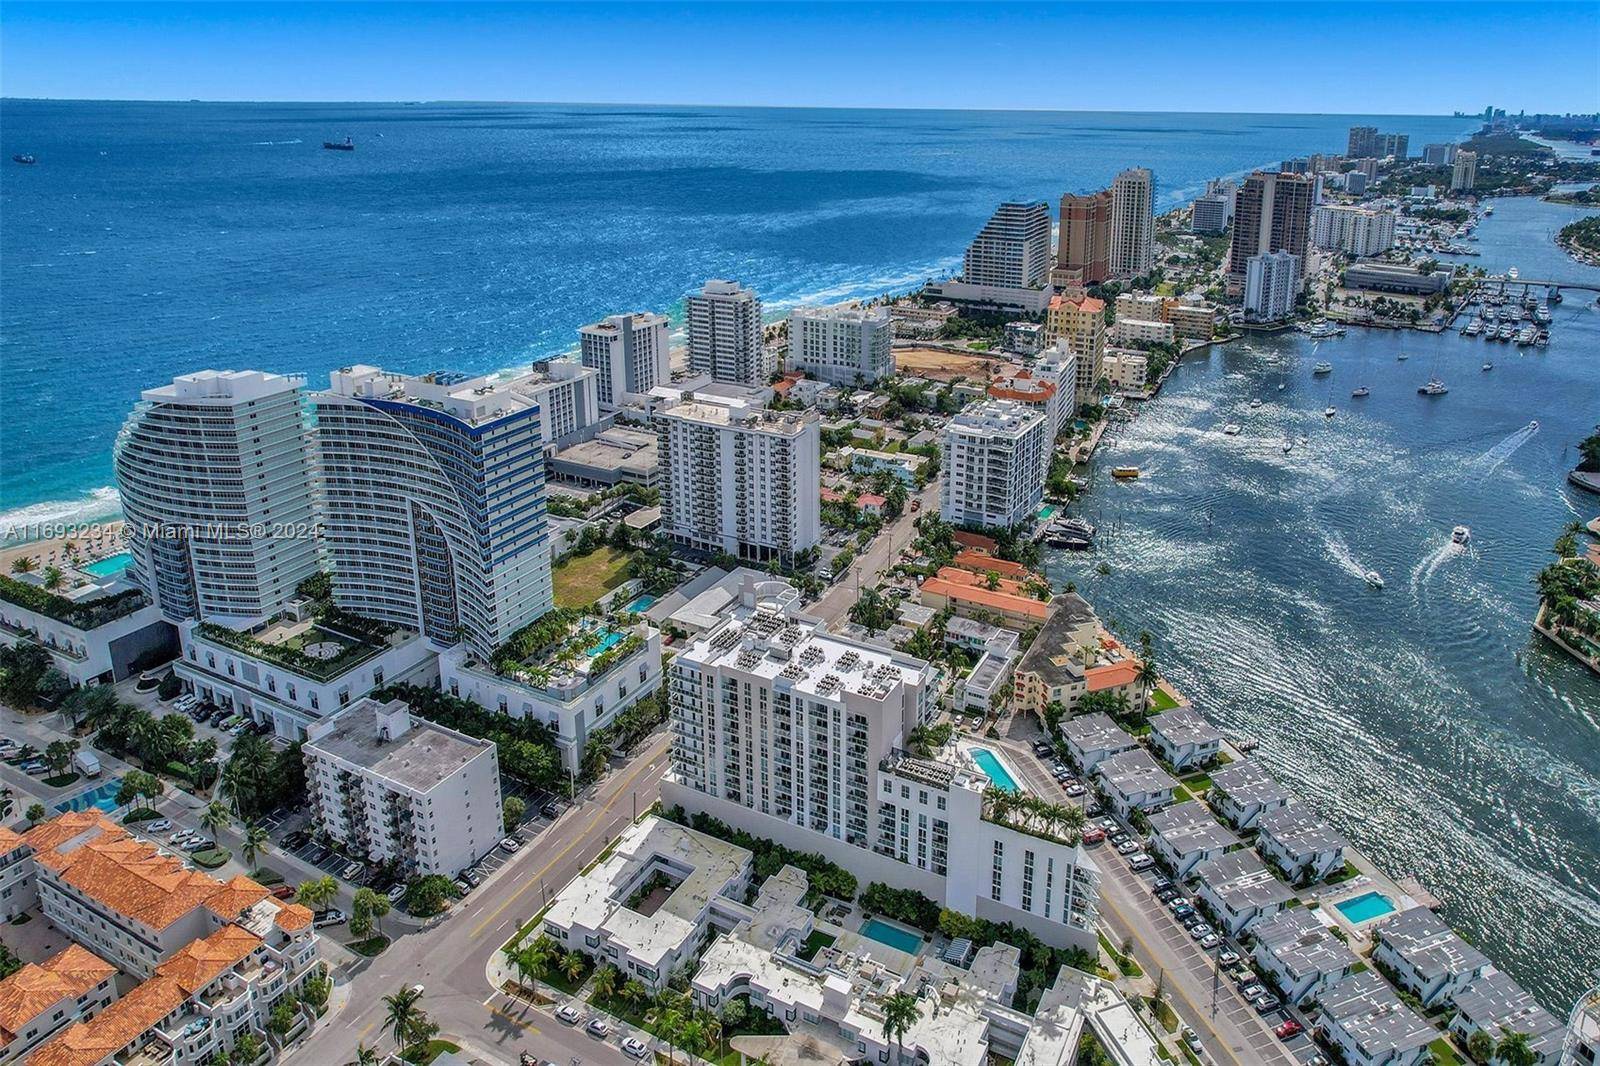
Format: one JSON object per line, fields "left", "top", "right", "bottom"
{"left": 1146, "top": 803, "right": 1238, "bottom": 880}
{"left": 919, "top": 568, "right": 1052, "bottom": 629}
{"left": 1, "top": 828, "right": 34, "bottom": 921}
{"left": 1100, "top": 349, "right": 1148, "bottom": 393}
{"left": 1207, "top": 761, "right": 1292, "bottom": 831}
{"left": 1317, "top": 971, "right": 1435, "bottom": 1066}
{"left": 1146, "top": 708, "right": 1222, "bottom": 771}
{"left": 1249, "top": 908, "right": 1359, "bottom": 1006}
{"left": 1010, "top": 595, "right": 1100, "bottom": 717}
{"left": 1095, "top": 749, "right": 1177, "bottom": 818}
{"left": 0, "top": 944, "right": 118, "bottom": 1064}
{"left": 1447, "top": 972, "right": 1567, "bottom": 1065}
{"left": 1255, "top": 805, "right": 1347, "bottom": 884}
{"left": 1192, "top": 850, "right": 1295, "bottom": 937}
{"left": 303, "top": 697, "right": 503, "bottom": 879}
{"left": 1059, "top": 713, "right": 1137, "bottom": 775}
{"left": 1371, "top": 906, "right": 1491, "bottom": 1010}
{"left": 1109, "top": 318, "right": 1174, "bottom": 350}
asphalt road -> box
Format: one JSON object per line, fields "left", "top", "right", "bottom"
{"left": 290, "top": 732, "right": 673, "bottom": 1066}
{"left": 810, "top": 479, "right": 940, "bottom": 626}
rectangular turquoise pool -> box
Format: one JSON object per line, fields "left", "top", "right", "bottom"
{"left": 585, "top": 629, "right": 626, "bottom": 657}
{"left": 623, "top": 593, "right": 658, "bottom": 613}
{"left": 81, "top": 552, "right": 131, "bottom": 577}
{"left": 860, "top": 918, "right": 923, "bottom": 955}
{"left": 970, "top": 746, "right": 1021, "bottom": 794}
{"left": 56, "top": 777, "right": 125, "bottom": 814}
{"left": 1334, "top": 890, "right": 1396, "bottom": 924}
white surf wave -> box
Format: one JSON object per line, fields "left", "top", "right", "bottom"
{"left": 0, "top": 487, "right": 123, "bottom": 543}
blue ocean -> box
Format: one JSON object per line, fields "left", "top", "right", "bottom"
{"left": 0, "top": 100, "right": 1470, "bottom": 529}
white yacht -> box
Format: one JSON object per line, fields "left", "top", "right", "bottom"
{"left": 1351, "top": 385, "right": 1370, "bottom": 398}
{"left": 1249, "top": 398, "right": 1263, "bottom": 408}
{"left": 1482, "top": 360, "right": 1493, "bottom": 371}
{"left": 1323, "top": 406, "right": 1336, "bottom": 418}
{"left": 1313, "top": 362, "right": 1333, "bottom": 375}
{"left": 1418, "top": 378, "right": 1448, "bottom": 396}
{"left": 1451, "top": 525, "right": 1471, "bottom": 545}
{"left": 1222, "top": 423, "right": 1242, "bottom": 436}
{"left": 1282, "top": 439, "right": 1293, "bottom": 453}
{"left": 1396, "top": 352, "right": 1409, "bottom": 361}
{"left": 1365, "top": 570, "right": 1385, "bottom": 589}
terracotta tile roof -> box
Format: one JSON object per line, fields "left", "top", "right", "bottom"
{"left": 25, "top": 812, "right": 274, "bottom": 932}
{"left": 0, "top": 946, "right": 115, "bottom": 1045}
{"left": 952, "top": 530, "right": 998, "bottom": 552}
{"left": 820, "top": 487, "right": 845, "bottom": 503}
{"left": 1086, "top": 660, "right": 1142, "bottom": 691}
{"left": 933, "top": 566, "right": 1031, "bottom": 596}
{"left": 856, "top": 493, "right": 887, "bottom": 508}
{"left": 0, "top": 827, "right": 24, "bottom": 855}
{"left": 272, "top": 901, "right": 313, "bottom": 932}
{"left": 1049, "top": 294, "right": 1105, "bottom": 314}
{"left": 155, "top": 925, "right": 261, "bottom": 996}
{"left": 921, "top": 576, "right": 1050, "bottom": 622}
{"left": 951, "top": 551, "right": 1034, "bottom": 580}
{"left": 25, "top": 976, "right": 185, "bottom": 1066}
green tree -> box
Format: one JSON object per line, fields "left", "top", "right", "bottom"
{"left": 403, "top": 874, "right": 455, "bottom": 917}
{"left": 241, "top": 823, "right": 269, "bottom": 871}
{"left": 25, "top": 802, "right": 46, "bottom": 825}
{"left": 232, "top": 1032, "right": 261, "bottom": 1064}
{"left": 41, "top": 565, "right": 63, "bottom": 591}
{"left": 502, "top": 795, "right": 526, "bottom": 832}
{"left": 200, "top": 799, "right": 231, "bottom": 846}
{"left": 1496, "top": 1030, "right": 1539, "bottom": 1066}
{"left": 346, "top": 1043, "right": 380, "bottom": 1066}
{"left": 560, "top": 950, "right": 584, "bottom": 984}
{"left": 1466, "top": 1030, "right": 1494, "bottom": 1062}
{"left": 592, "top": 963, "right": 620, "bottom": 1002}
{"left": 353, "top": 887, "right": 391, "bottom": 938}
{"left": 296, "top": 875, "right": 338, "bottom": 912}
{"left": 381, "top": 985, "right": 424, "bottom": 1057}
{"left": 44, "top": 738, "right": 79, "bottom": 777}
{"left": 267, "top": 999, "right": 298, "bottom": 1041}
{"left": 646, "top": 1004, "right": 684, "bottom": 1066}
{"left": 881, "top": 991, "right": 923, "bottom": 1065}
{"left": 10, "top": 556, "right": 36, "bottom": 574}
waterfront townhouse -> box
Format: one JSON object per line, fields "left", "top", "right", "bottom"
{"left": 1249, "top": 908, "right": 1359, "bottom": 1006}
{"left": 174, "top": 610, "right": 437, "bottom": 742}
{"left": 579, "top": 312, "right": 670, "bottom": 409}
{"left": 1044, "top": 297, "right": 1106, "bottom": 400}
{"left": 657, "top": 389, "right": 822, "bottom": 567}
{"left": 787, "top": 304, "right": 894, "bottom": 386}
{"left": 1207, "top": 760, "right": 1293, "bottom": 831}
{"left": 1011, "top": 595, "right": 1101, "bottom": 717}
{"left": 687, "top": 280, "right": 770, "bottom": 388}
{"left": 940, "top": 401, "right": 1048, "bottom": 532}
{"left": 440, "top": 614, "right": 663, "bottom": 774}
{"left": 919, "top": 567, "right": 1052, "bottom": 629}
{"left": 0, "top": 829, "right": 32, "bottom": 921}
{"left": 1094, "top": 749, "right": 1176, "bottom": 819}
{"left": 1317, "top": 971, "right": 1435, "bottom": 1066}
{"left": 1145, "top": 803, "right": 1238, "bottom": 880}
{"left": 113, "top": 370, "right": 320, "bottom": 626}
{"left": 0, "top": 945, "right": 118, "bottom": 1064}
{"left": 302, "top": 697, "right": 502, "bottom": 879}
{"left": 1255, "top": 805, "right": 1348, "bottom": 884}
{"left": 1192, "top": 850, "right": 1294, "bottom": 937}
{"left": 1447, "top": 972, "right": 1567, "bottom": 1065}
{"left": 662, "top": 573, "right": 1099, "bottom": 955}
{"left": 1371, "top": 906, "right": 1491, "bottom": 1010}
{"left": 1146, "top": 708, "right": 1222, "bottom": 771}
{"left": 542, "top": 817, "right": 753, "bottom": 993}
{"left": 1059, "top": 713, "right": 1137, "bottom": 775}
{"left": 314, "top": 365, "right": 555, "bottom": 657}
{"left": 0, "top": 571, "right": 175, "bottom": 688}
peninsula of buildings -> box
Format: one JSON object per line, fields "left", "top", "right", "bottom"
{"left": 2, "top": 123, "right": 1594, "bottom": 1066}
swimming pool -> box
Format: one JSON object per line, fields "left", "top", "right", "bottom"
{"left": 1038, "top": 504, "right": 1058, "bottom": 521}
{"left": 56, "top": 777, "right": 125, "bottom": 814}
{"left": 80, "top": 552, "right": 132, "bottom": 577}
{"left": 585, "top": 629, "right": 626, "bottom": 657}
{"left": 1334, "top": 890, "right": 1396, "bottom": 924}
{"left": 969, "top": 746, "right": 1021, "bottom": 794}
{"left": 622, "top": 593, "right": 658, "bottom": 613}
{"left": 859, "top": 918, "right": 923, "bottom": 955}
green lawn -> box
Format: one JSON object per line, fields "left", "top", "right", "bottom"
{"left": 190, "top": 847, "right": 231, "bottom": 869}
{"left": 411, "top": 1040, "right": 461, "bottom": 1065}
{"left": 799, "top": 929, "right": 836, "bottom": 960}
{"left": 1149, "top": 688, "right": 1180, "bottom": 712}
{"left": 1429, "top": 1037, "right": 1466, "bottom": 1066}
{"left": 553, "top": 546, "right": 632, "bottom": 608}
{"left": 348, "top": 935, "right": 390, "bottom": 957}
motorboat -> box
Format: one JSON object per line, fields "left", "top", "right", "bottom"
{"left": 323, "top": 136, "right": 355, "bottom": 151}
{"left": 11, "top": 154, "right": 36, "bottom": 165}
{"left": 1351, "top": 385, "right": 1370, "bottom": 398}
{"left": 1277, "top": 383, "right": 1286, "bottom": 391}
{"left": 1249, "top": 398, "right": 1263, "bottom": 408}
{"left": 1463, "top": 319, "right": 1483, "bottom": 336}
{"left": 1482, "top": 361, "right": 1493, "bottom": 371}
{"left": 1451, "top": 525, "right": 1471, "bottom": 545}
{"left": 1323, "top": 406, "right": 1336, "bottom": 418}
{"left": 1396, "top": 352, "right": 1409, "bottom": 361}
{"left": 1112, "top": 467, "right": 1140, "bottom": 480}
{"left": 1222, "top": 423, "right": 1242, "bottom": 436}
{"left": 1282, "top": 440, "right": 1293, "bottom": 454}
{"left": 1516, "top": 325, "right": 1538, "bottom": 346}
{"left": 1536, "top": 329, "right": 1550, "bottom": 347}
{"left": 1365, "top": 570, "right": 1384, "bottom": 589}
{"left": 1418, "top": 378, "right": 1448, "bottom": 396}
{"left": 1313, "top": 362, "right": 1333, "bottom": 375}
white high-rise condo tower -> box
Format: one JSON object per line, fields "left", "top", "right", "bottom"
{"left": 1110, "top": 167, "right": 1155, "bottom": 279}
{"left": 114, "top": 369, "right": 319, "bottom": 625}
{"left": 940, "top": 400, "right": 1048, "bottom": 531}
{"left": 963, "top": 201, "right": 1052, "bottom": 289}
{"left": 785, "top": 304, "right": 895, "bottom": 385}
{"left": 580, "top": 312, "right": 671, "bottom": 409}
{"left": 687, "top": 280, "right": 769, "bottom": 387}
{"left": 313, "top": 366, "right": 554, "bottom": 655}
{"left": 656, "top": 390, "right": 821, "bottom": 565}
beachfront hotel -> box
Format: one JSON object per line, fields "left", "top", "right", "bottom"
{"left": 579, "top": 311, "right": 671, "bottom": 410}
{"left": 1109, "top": 167, "right": 1155, "bottom": 280}
{"left": 785, "top": 303, "right": 895, "bottom": 386}
{"left": 113, "top": 370, "right": 321, "bottom": 626}
{"left": 687, "top": 279, "right": 770, "bottom": 388}
{"left": 939, "top": 400, "right": 1048, "bottom": 531}
{"left": 0, "top": 812, "right": 320, "bottom": 1066}
{"left": 655, "top": 387, "right": 821, "bottom": 566}
{"left": 660, "top": 573, "right": 1100, "bottom": 955}
{"left": 963, "top": 200, "right": 1052, "bottom": 290}
{"left": 510, "top": 359, "right": 601, "bottom": 446}
{"left": 313, "top": 365, "right": 554, "bottom": 656}
{"left": 301, "top": 697, "right": 503, "bottom": 879}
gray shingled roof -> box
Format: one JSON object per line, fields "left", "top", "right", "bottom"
{"left": 1378, "top": 907, "right": 1491, "bottom": 983}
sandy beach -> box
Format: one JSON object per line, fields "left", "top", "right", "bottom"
{"left": 0, "top": 520, "right": 127, "bottom": 580}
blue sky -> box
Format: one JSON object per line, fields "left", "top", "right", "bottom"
{"left": 2, "top": 1, "right": 1596, "bottom": 114}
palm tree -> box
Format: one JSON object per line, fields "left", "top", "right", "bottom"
{"left": 347, "top": 1043, "right": 380, "bottom": 1066}
{"left": 200, "top": 800, "right": 230, "bottom": 847}
{"left": 646, "top": 1004, "right": 684, "bottom": 1066}
{"left": 516, "top": 938, "right": 551, "bottom": 999}
{"left": 591, "top": 963, "right": 620, "bottom": 1002}
{"left": 296, "top": 875, "right": 338, "bottom": 912}
{"left": 621, "top": 977, "right": 648, "bottom": 1005}
{"left": 1496, "top": 1030, "right": 1538, "bottom": 1066}
{"left": 560, "top": 950, "right": 584, "bottom": 985}
{"left": 10, "top": 556, "right": 37, "bottom": 574}
{"left": 382, "top": 985, "right": 424, "bottom": 1057}
{"left": 41, "top": 565, "right": 63, "bottom": 591}
{"left": 880, "top": 991, "right": 922, "bottom": 1065}
{"left": 353, "top": 887, "right": 391, "bottom": 937}
{"left": 241, "top": 823, "right": 269, "bottom": 871}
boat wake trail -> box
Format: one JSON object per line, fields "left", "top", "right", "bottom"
{"left": 1472, "top": 420, "right": 1541, "bottom": 474}
{"left": 1323, "top": 530, "right": 1375, "bottom": 585}
{"left": 1410, "top": 539, "right": 1463, "bottom": 598}
{"left": 252, "top": 139, "right": 304, "bottom": 145}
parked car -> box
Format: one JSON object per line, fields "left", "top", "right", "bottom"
{"left": 387, "top": 884, "right": 408, "bottom": 903}
{"left": 1231, "top": 969, "right": 1259, "bottom": 988}
{"left": 1155, "top": 887, "right": 1180, "bottom": 903}
{"left": 1081, "top": 828, "right": 1106, "bottom": 845}
{"left": 1115, "top": 839, "right": 1140, "bottom": 855}
{"left": 1200, "top": 933, "right": 1221, "bottom": 949}
{"left": 621, "top": 1036, "right": 648, "bottom": 1059}
{"left": 1181, "top": 912, "right": 1204, "bottom": 929}
{"left": 146, "top": 819, "right": 172, "bottom": 833}
{"left": 1128, "top": 854, "right": 1154, "bottom": 871}
{"left": 454, "top": 879, "right": 473, "bottom": 896}
{"left": 499, "top": 837, "right": 522, "bottom": 852}
{"left": 340, "top": 861, "right": 365, "bottom": 881}
{"left": 1172, "top": 904, "right": 1196, "bottom": 920}
{"left": 554, "top": 1004, "right": 582, "bottom": 1025}
{"left": 312, "top": 909, "right": 346, "bottom": 929}
{"left": 1275, "top": 1019, "right": 1304, "bottom": 1039}
{"left": 461, "top": 869, "right": 482, "bottom": 887}
{"left": 1240, "top": 984, "right": 1266, "bottom": 1000}
{"left": 271, "top": 885, "right": 297, "bottom": 900}
{"left": 1218, "top": 949, "right": 1240, "bottom": 965}
{"left": 585, "top": 1018, "right": 611, "bottom": 1039}
{"left": 21, "top": 762, "right": 47, "bottom": 775}
{"left": 1166, "top": 896, "right": 1190, "bottom": 911}
{"left": 282, "top": 831, "right": 310, "bottom": 849}
{"left": 1253, "top": 994, "right": 1283, "bottom": 1015}
{"left": 1188, "top": 923, "right": 1214, "bottom": 939}
{"left": 1064, "top": 783, "right": 1086, "bottom": 797}
{"left": 1032, "top": 741, "right": 1053, "bottom": 757}
{"left": 304, "top": 845, "right": 329, "bottom": 864}
{"left": 1098, "top": 818, "right": 1118, "bottom": 832}
{"left": 540, "top": 802, "right": 561, "bottom": 819}
{"left": 1181, "top": 1026, "right": 1202, "bottom": 1052}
